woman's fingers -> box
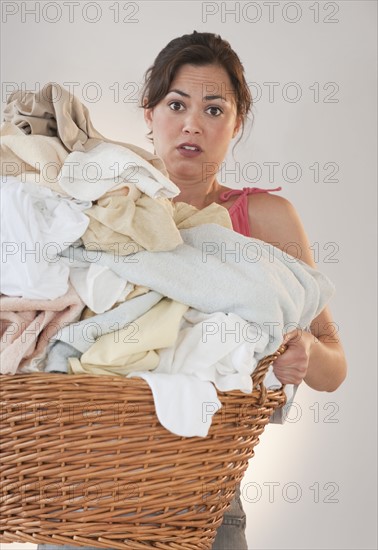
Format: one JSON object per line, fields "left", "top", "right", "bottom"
{"left": 272, "top": 329, "right": 313, "bottom": 384}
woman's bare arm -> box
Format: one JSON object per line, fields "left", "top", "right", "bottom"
{"left": 247, "top": 193, "right": 347, "bottom": 391}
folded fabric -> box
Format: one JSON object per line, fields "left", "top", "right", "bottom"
{"left": 82, "top": 193, "right": 183, "bottom": 254}
{"left": 69, "top": 352, "right": 158, "bottom": 376}
{"left": 53, "top": 290, "right": 164, "bottom": 355}
{"left": 114, "top": 283, "right": 151, "bottom": 303}
{"left": 156, "top": 308, "right": 270, "bottom": 391}
{"left": 172, "top": 201, "right": 233, "bottom": 230}
{"left": 0, "top": 176, "right": 90, "bottom": 300}
{"left": 44, "top": 340, "right": 81, "bottom": 373}
{"left": 0, "top": 121, "right": 69, "bottom": 194}
{"left": 58, "top": 141, "right": 179, "bottom": 201}
{"left": 69, "top": 298, "right": 189, "bottom": 375}
{"left": 78, "top": 282, "right": 150, "bottom": 317}
{"left": 3, "top": 83, "right": 104, "bottom": 152}
{"left": 61, "top": 223, "right": 335, "bottom": 361}
{"left": 59, "top": 257, "right": 129, "bottom": 314}
{"left": 0, "top": 285, "right": 85, "bottom": 374}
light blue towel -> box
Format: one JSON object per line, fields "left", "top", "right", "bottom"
{"left": 60, "top": 223, "right": 335, "bottom": 361}
{"left": 55, "top": 290, "right": 163, "bottom": 353}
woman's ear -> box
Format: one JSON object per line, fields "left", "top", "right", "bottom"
{"left": 232, "top": 115, "right": 242, "bottom": 138}
{"left": 143, "top": 100, "right": 153, "bottom": 130}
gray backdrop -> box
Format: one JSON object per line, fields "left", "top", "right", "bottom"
{"left": 1, "top": 1, "right": 376, "bottom": 549}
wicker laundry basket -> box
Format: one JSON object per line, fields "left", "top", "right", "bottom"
{"left": 0, "top": 345, "right": 287, "bottom": 549}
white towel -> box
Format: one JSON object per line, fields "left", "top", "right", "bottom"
{"left": 128, "top": 371, "right": 221, "bottom": 438}
{"left": 59, "top": 256, "right": 130, "bottom": 314}
{"left": 58, "top": 141, "right": 180, "bottom": 201}
{"left": 1, "top": 177, "right": 90, "bottom": 300}
{"left": 128, "top": 309, "right": 273, "bottom": 436}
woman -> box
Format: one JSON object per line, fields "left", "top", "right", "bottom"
{"left": 38, "top": 30, "right": 347, "bottom": 550}
{"left": 141, "top": 31, "right": 347, "bottom": 392}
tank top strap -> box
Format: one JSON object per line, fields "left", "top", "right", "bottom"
{"left": 219, "top": 186, "right": 282, "bottom": 202}
{"left": 218, "top": 185, "right": 282, "bottom": 238}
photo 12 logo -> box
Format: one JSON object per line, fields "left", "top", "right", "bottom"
{"left": 201, "top": 2, "right": 340, "bottom": 24}
{"left": 1, "top": 1, "right": 140, "bottom": 24}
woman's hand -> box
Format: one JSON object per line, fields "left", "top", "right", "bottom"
{"left": 273, "top": 329, "right": 315, "bottom": 385}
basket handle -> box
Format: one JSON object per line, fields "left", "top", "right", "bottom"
{"left": 251, "top": 343, "right": 288, "bottom": 404}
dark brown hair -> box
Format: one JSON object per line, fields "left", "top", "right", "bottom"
{"left": 140, "top": 31, "right": 253, "bottom": 147}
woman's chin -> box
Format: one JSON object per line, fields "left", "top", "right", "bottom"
{"left": 167, "top": 166, "right": 204, "bottom": 184}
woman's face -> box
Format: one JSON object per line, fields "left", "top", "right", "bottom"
{"left": 144, "top": 63, "right": 242, "bottom": 186}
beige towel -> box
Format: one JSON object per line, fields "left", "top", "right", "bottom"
{"left": 82, "top": 196, "right": 232, "bottom": 256}
{"left": 3, "top": 82, "right": 168, "bottom": 177}
{"left": 69, "top": 298, "right": 189, "bottom": 376}
{"left": 173, "top": 201, "right": 233, "bottom": 230}
{"left": 0, "top": 121, "right": 70, "bottom": 195}
{"left": 83, "top": 194, "right": 182, "bottom": 254}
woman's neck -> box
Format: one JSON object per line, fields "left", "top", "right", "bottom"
{"left": 172, "top": 179, "right": 229, "bottom": 210}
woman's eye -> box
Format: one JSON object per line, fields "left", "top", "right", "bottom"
{"left": 168, "top": 101, "right": 183, "bottom": 111}
{"left": 206, "top": 106, "right": 222, "bottom": 116}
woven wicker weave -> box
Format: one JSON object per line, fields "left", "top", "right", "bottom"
{"left": 0, "top": 346, "right": 286, "bottom": 549}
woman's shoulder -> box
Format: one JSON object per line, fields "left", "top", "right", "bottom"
{"left": 246, "top": 190, "right": 293, "bottom": 234}
{"left": 246, "top": 192, "right": 315, "bottom": 266}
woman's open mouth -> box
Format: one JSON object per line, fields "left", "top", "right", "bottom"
{"left": 177, "top": 143, "right": 203, "bottom": 158}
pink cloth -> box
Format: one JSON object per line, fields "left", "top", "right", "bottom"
{"left": 0, "top": 285, "right": 85, "bottom": 374}
{"left": 219, "top": 186, "right": 282, "bottom": 237}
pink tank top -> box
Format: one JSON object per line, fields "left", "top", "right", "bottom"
{"left": 219, "top": 186, "right": 282, "bottom": 237}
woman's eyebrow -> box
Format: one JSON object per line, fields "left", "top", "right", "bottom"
{"left": 167, "top": 88, "right": 227, "bottom": 101}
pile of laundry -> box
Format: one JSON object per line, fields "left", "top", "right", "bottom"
{"left": 0, "top": 83, "right": 335, "bottom": 437}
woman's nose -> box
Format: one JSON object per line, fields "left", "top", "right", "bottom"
{"left": 182, "top": 112, "right": 202, "bottom": 134}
